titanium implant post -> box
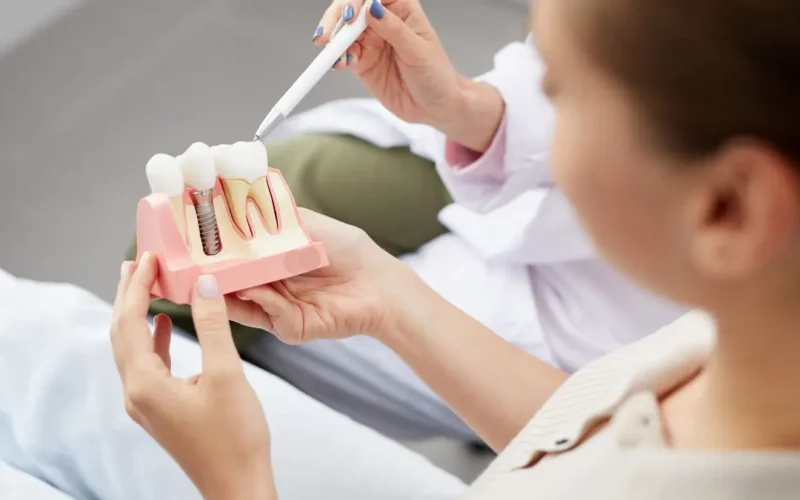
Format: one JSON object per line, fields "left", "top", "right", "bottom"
{"left": 192, "top": 189, "right": 221, "bottom": 256}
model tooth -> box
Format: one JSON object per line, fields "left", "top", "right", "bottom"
{"left": 210, "top": 144, "right": 230, "bottom": 170}
{"left": 179, "top": 142, "right": 217, "bottom": 191}
{"left": 243, "top": 141, "right": 278, "bottom": 233}
{"left": 216, "top": 142, "right": 250, "bottom": 237}
{"left": 145, "top": 153, "right": 184, "bottom": 197}
{"left": 248, "top": 178, "right": 278, "bottom": 233}
{"left": 218, "top": 141, "right": 277, "bottom": 237}
{"left": 221, "top": 180, "right": 252, "bottom": 237}
{"left": 211, "top": 144, "right": 236, "bottom": 179}
{"left": 246, "top": 140, "right": 269, "bottom": 179}
{"left": 145, "top": 153, "right": 187, "bottom": 239}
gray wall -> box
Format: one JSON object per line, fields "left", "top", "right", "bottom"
{"left": 0, "top": 0, "right": 529, "bottom": 300}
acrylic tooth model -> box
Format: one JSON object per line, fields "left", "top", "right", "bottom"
{"left": 145, "top": 153, "right": 186, "bottom": 239}
{"left": 216, "top": 141, "right": 279, "bottom": 237}
{"left": 179, "top": 142, "right": 222, "bottom": 256}
{"left": 135, "top": 141, "right": 328, "bottom": 305}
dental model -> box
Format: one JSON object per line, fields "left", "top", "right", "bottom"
{"left": 214, "top": 141, "right": 279, "bottom": 237}
{"left": 136, "top": 141, "right": 328, "bottom": 304}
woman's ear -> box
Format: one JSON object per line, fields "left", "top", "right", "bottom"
{"left": 688, "top": 142, "right": 800, "bottom": 282}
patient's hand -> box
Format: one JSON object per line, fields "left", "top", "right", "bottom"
{"left": 226, "top": 208, "right": 415, "bottom": 344}
{"left": 110, "top": 253, "right": 277, "bottom": 500}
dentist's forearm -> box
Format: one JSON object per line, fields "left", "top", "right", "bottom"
{"left": 376, "top": 263, "right": 568, "bottom": 452}
{"left": 428, "top": 77, "right": 505, "bottom": 154}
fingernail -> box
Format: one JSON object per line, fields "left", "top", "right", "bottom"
{"left": 369, "top": 1, "right": 384, "bottom": 19}
{"left": 312, "top": 26, "right": 323, "bottom": 41}
{"left": 346, "top": 53, "right": 353, "bottom": 64}
{"left": 140, "top": 251, "right": 152, "bottom": 270}
{"left": 196, "top": 275, "right": 220, "bottom": 299}
{"left": 342, "top": 4, "right": 354, "bottom": 22}
{"left": 120, "top": 262, "right": 132, "bottom": 279}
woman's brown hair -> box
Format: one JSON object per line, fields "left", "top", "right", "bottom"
{"left": 572, "top": 0, "right": 800, "bottom": 162}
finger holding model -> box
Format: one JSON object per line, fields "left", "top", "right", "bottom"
{"left": 110, "top": 254, "right": 276, "bottom": 500}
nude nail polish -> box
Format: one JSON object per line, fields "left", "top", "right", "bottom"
{"left": 196, "top": 274, "right": 220, "bottom": 299}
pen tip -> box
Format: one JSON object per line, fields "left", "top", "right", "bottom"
{"left": 253, "top": 135, "right": 260, "bottom": 142}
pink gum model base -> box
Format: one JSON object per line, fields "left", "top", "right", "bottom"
{"left": 135, "top": 169, "right": 328, "bottom": 305}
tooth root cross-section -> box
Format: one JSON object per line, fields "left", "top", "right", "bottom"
{"left": 222, "top": 177, "right": 279, "bottom": 238}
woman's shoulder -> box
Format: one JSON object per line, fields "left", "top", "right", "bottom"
{"left": 471, "top": 310, "right": 716, "bottom": 491}
{"left": 540, "top": 310, "right": 715, "bottom": 412}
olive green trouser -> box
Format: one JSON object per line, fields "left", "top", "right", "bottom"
{"left": 126, "top": 134, "right": 452, "bottom": 349}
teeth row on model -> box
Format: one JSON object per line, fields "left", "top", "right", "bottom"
{"left": 145, "top": 141, "right": 278, "bottom": 239}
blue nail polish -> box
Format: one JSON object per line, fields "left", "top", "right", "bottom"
{"left": 312, "top": 26, "right": 323, "bottom": 41}
{"left": 346, "top": 54, "right": 353, "bottom": 63}
{"left": 369, "top": 1, "right": 385, "bottom": 19}
{"left": 343, "top": 4, "right": 354, "bottom": 22}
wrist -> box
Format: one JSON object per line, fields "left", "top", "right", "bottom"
{"left": 429, "top": 77, "right": 505, "bottom": 154}
{"left": 199, "top": 457, "right": 277, "bottom": 500}
{"left": 202, "top": 476, "right": 277, "bottom": 500}
{"left": 371, "top": 258, "right": 446, "bottom": 348}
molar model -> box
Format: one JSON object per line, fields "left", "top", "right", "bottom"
{"left": 136, "top": 141, "right": 328, "bottom": 304}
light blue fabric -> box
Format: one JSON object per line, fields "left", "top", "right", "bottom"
{"left": 0, "top": 270, "right": 466, "bottom": 500}
{"left": 0, "top": 459, "right": 74, "bottom": 499}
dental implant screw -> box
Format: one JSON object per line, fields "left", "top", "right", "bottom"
{"left": 192, "top": 189, "right": 221, "bottom": 256}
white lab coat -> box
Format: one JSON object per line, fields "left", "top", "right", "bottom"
{"left": 266, "top": 36, "right": 688, "bottom": 374}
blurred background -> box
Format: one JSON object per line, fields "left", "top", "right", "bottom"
{"left": 0, "top": 0, "right": 529, "bottom": 482}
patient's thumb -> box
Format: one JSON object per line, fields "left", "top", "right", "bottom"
{"left": 191, "top": 275, "right": 241, "bottom": 371}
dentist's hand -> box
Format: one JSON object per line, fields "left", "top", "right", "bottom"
{"left": 110, "top": 254, "right": 276, "bottom": 500}
{"left": 226, "top": 209, "right": 417, "bottom": 344}
{"left": 314, "top": 0, "right": 505, "bottom": 152}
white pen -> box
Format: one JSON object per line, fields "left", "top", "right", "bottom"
{"left": 253, "top": 0, "right": 380, "bottom": 141}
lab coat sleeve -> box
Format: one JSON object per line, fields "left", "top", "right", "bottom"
{"left": 435, "top": 35, "right": 598, "bottom": 263}
{"left": 435, "top": 35, "right": 556, "bottom": 212}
